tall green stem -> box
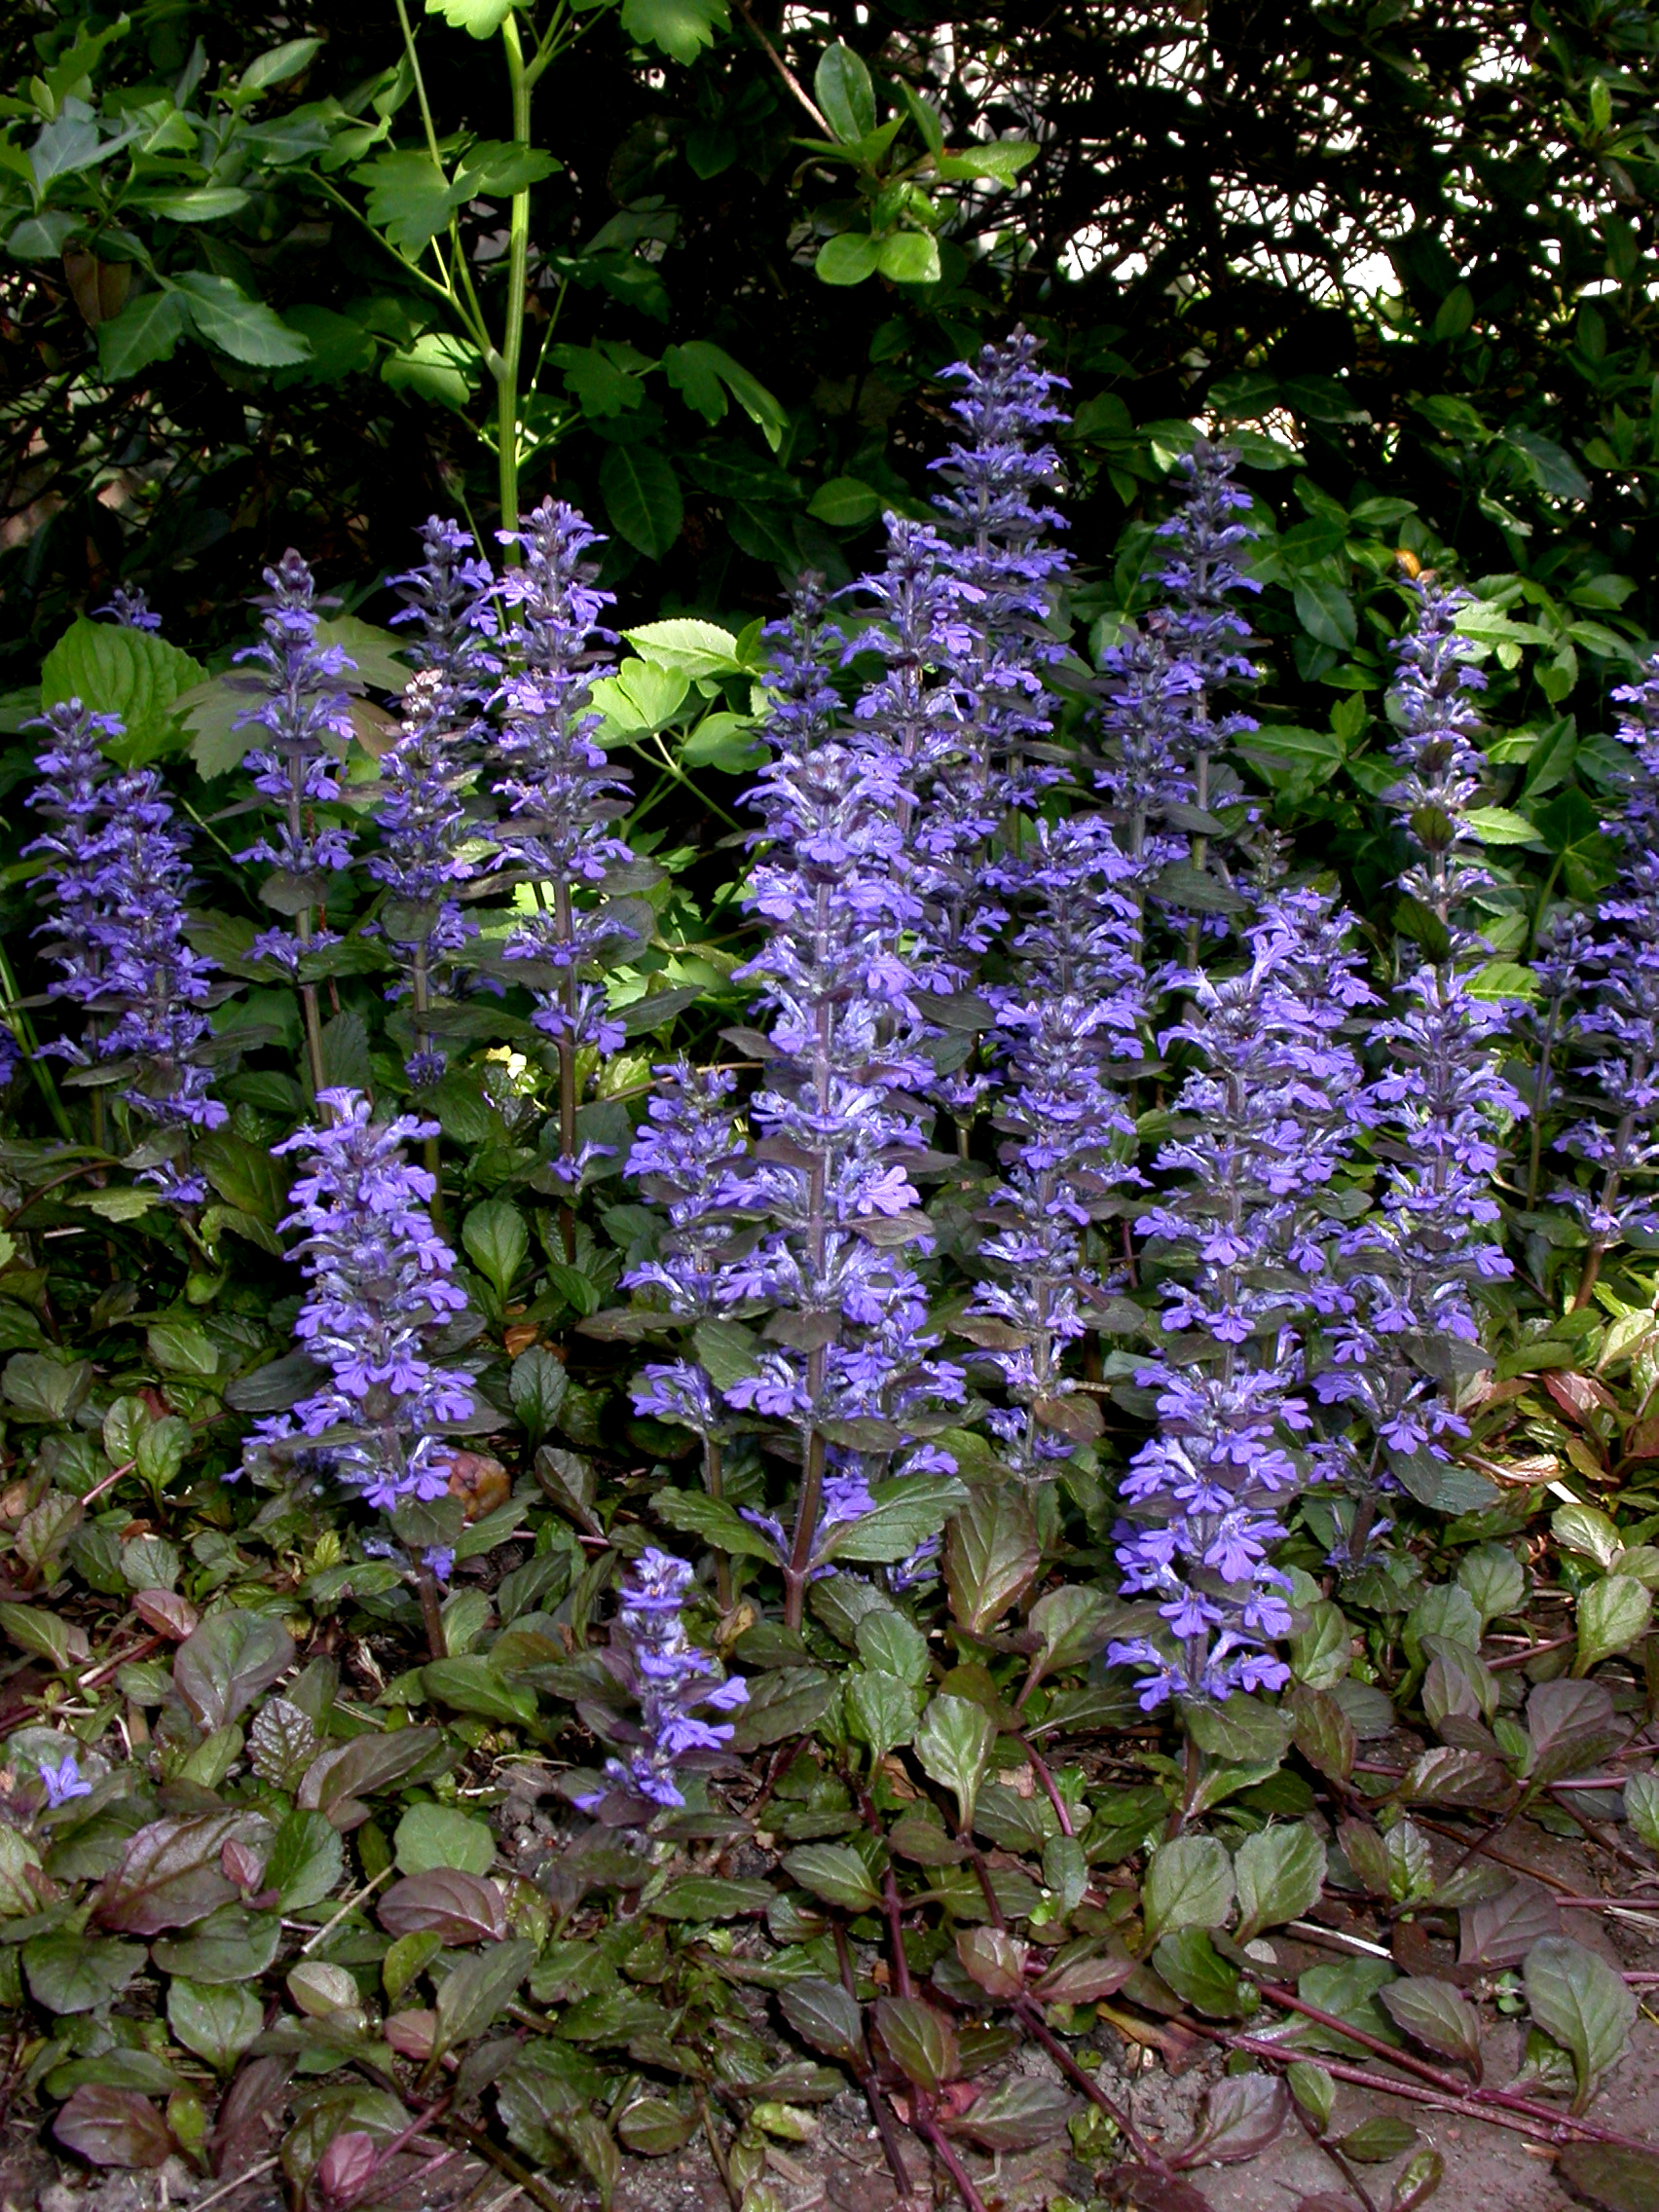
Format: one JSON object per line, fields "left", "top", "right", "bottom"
{"left": 498, "top": 13, "right": 533, "bottom": 551}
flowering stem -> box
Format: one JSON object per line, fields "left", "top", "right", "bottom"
{"left": 703, "top": 1436, "right": 732, "bottom": 1609}
{"left": 911, "top": 2105, "right": 989, "bottom": 2212}
{"left": 782, "top": 1416, "right": 826, "bottom": 1633}
{"left": 497, "top": 13, "right": 531, "bottom": 548}
{"left": 413, "top": 1563, "right": 448, "bottom": 1661}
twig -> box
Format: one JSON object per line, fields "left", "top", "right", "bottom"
{"left": 1013, "top": 1998, "right": 1165, "bottom": 2167}
{"left": 299, "top": 1866, "right": 392, "bottom": 1956}
{"left": 185, "top": 2158, "right": 280, "bottom": 2212}
{"left": 911, "top": 2107, "right": 989, "bottom": 2212}
{"left": 730, "top": 0, "right": 834, "bottom": 135}
{"left": 443, "top": 2120, "right": 568, "bottom": 2212}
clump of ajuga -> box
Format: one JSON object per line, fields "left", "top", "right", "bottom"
{"left": 23, "top": 700, "right": 226, "bottom": 1198}
{"left": 1548, "top": 653, "right": 1659, "bottom": 1303}
{"left": 244, "top": 1087, "right": 475, "bottom": 1513}
{"left": 231, "top": 551, "right": 360, "bottom": 1090}
{"left": 489, "top": 499, "right": 645, "bottom": 1225}
{"left": 717, "top": 583, "right": 966, "bottom": 1628}
{"left": 1314, "top": 574, "right": 1521, "bottom": 1557}
{"left": 1108, "top": 880, "right": 1370, "bottom": 1709}
{"left": 374, "top": 516, "right": 500, "bottom": 1089}
{"left": 577, "top": 1547, "right": 747, "bottom": 1814}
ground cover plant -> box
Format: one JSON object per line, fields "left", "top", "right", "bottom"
{"left": 6, "top": 92, "right": 1659, "bottom": 2212}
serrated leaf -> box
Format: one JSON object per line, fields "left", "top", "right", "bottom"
{"left": 173, "top": 1612, "right": 294, "bottom": 1733}
{"left": 649, "top": 1875, "right": 774, "bottom": 1921}
{"left": 1525, "top": 1936, "right": 1636, "bottom": 2110}
{"left": 1576, "top": 1575, "right": 1652, "bottom": 1671}
{"left": 1378, "top": 1977, "right": 1482, "bottom": 2077}
{"left": 1143, "top": 1835, "right": 1234, "bottom": 1943}
{"left": 947, "top": 2074, "right": 1075, "bottom": 2150}
{"left": 955, "top": 1926, "right": 1027, "bottom": 1999}
{"left": 24, "top": 1932, "right": 147, "bottom": 2013}
{"left": 176, "top": 273, "right": 310, "bottom": 366}
{"left": 846, "top": 1669, "right": 920, "bottom": 1761}
{"left": 1234, "top": 1825, "right": 1326, "bottom": 1942}
{"left": 914, "top": 1694, "right": 995, "bottom": 1833}
{"left": 97, "top": 289, "right": 191, "bottom": 380}
{"left": 779, "top": 1977, "right": 865, "bottom": 2065}
{"left": 619, "top": 0, "right": 730, "bottom": 64}
{"left": 40, "top": 620, "right": 205, "bottom": 767}
{"left": 873, "top": 1997, "right": 957, "bottom": 2091}
{"left": 781, "top": 1844, "right": 881, "bottom": 1913}
{"left": 433, "top": 1936, "right": 535, "bottom": 2053}
{"left": 1152, "top": 1928, "right": 1253, "bottom": 2019}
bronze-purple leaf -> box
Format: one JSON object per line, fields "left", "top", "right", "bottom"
{"left": 210, "top": 2054, "right": 294, "bottom": 2180}
{"left": 378, "top": 1868, "right": 507, "bottom": 1944}
{"left": 1458, "top": 1879, "right": 1563, "bottom": 1969}
{"left": 54, "top": 2084, "right": 174, "bottom": 2169}
{"left": 93, "top": 1812, "right": 265, "bottom": 1936}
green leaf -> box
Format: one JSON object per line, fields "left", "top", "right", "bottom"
{"left": 914, "top": 1694, "right": 995, "bottom": 1833}
{"left": 599, "top": 444, "right": 683, "bottom": 561}
{"left": 1625, "top": 1770, "right": 1659, "bottom": 1853}
{"left": 846, "top": 1669, "right": 920, "bottom": 1761}
{"left": 1142, "top": 1836, "right": 1235, "bottom": 1943}
{"left": 807, "top": 476, "right": 884, "bottom": 528}
{"left": 382, "top": 332, "right": 482, "bottom": 409}
{"left": 1575, "top": 1574, "right": 1652, "bottom": 1671}
{"left": 826, "top": 1470, "right": 969, "bottom": 1563}
{"left": 166, "top": 1978, "right": 264, "bottom": 2074}
{"left": 1555, "top": 2144, "right": 1659, "bottom": 2212}
{"left": 264, "top": 1810, "right": 343, "bottom": 1912}
{"left": 424, "top": 0, "right": 516, "bottom": 33}
{"left": 592, "top": 658, "right": 690, "bottom": 730}
{"left": 659, "top": 341, "right": 788, "bottom": 452}
{"left": 462, "top": 1198, "right": 529, "bottom": 1297}
{"left": 781, "top": 1844, "right": 881, "bottom": 1913}
{"left": 40, "top": 620, "right": 205, "bottom": 767}
{"left": 1465, "top": 805, "right": 1546, "bottom": 847}
{"left": 1524, "top": 1936, "right": 1636, "bottom": 2110}
{"left": 509, "top": 1346, "right": 568, "bottom": 1444}
{"left": 24, "top": 1932, "right": 146, "bottom": 2014}
{"left": 815, "top": 42, "right": 877, "bottom": 142}
{"left": 816, "top": 233, "right": 880, "bottom": 286}
{"left": 433, "top": 1936, "right": 535, "bottom": 2053}
{"left": 622, "top": 617, "right": 745, "bottom": 677}
{"left": 935, "top": 142, "right": 1038, "bottom": 186}
{"left": 875, "top": 232, "right": 940, "bottom": 285}
{"left": 942, "top": 1483, "right": 1040, "bottom": 1635}
{"left": 620, "top": 0, "right": 730, "bottom": 63}
{"left": 176, "top": 274, "right": 311, "bottom": 367}
{"left": 1234, "top": 1825, "right": 1327, "bottom": 1942}
{"left": 649, "top": 1876, "right": 774, "bottom": 1920}
{"left": 1503, "top": 427, "right": 1592, "bottom": 503}
{"left": 1293, "top": 577, "right": 1357, "bottom": 650}
{"left": 855, "top": 1611, "right": 929, "bottom": 1685}
{"left": 173, "top": 1611, "right": 295, "bottom": 1732}
{"left": 650, "top": 1485, "right": 780, "bottom": 1564}
{"left": 1338, "top": 2114, "right": 1419, "bottom": 2163}
{"left": 394, "top": 1805, "right": 497, "bottom": 1878}
{"left": 422, "top": 1658, "right": 537, "bottom": 1730}
{"left": 1457, "top": 1544, "right": 1527, "bottom": 1623}
{"left": 97, "top": 290, "right": 191, "bottom": 380}
{"left": 1153, "top": 1928, "right": 1254, "bottom": 2018}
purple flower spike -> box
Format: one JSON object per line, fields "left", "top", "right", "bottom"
{"left": 1110, "top": 879, "right": 1372, "bottom": 1709}
{"left": 595, "top": 1548, "right": 746, "bottom": 1810}
{"left": 373, "top": 517, "right": 499, "bottom": 1085}
{"left": 95, "top": 586, "right": 162, "bottom": 632}
{"left": 244, "top": 1088, "right": 476, "bottom": 1508}
{"left": 489, "top": 499, "right": 642, "bottom": 1182}
{"left": 231, "top": 549, "right": 358, "bottom": 977}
